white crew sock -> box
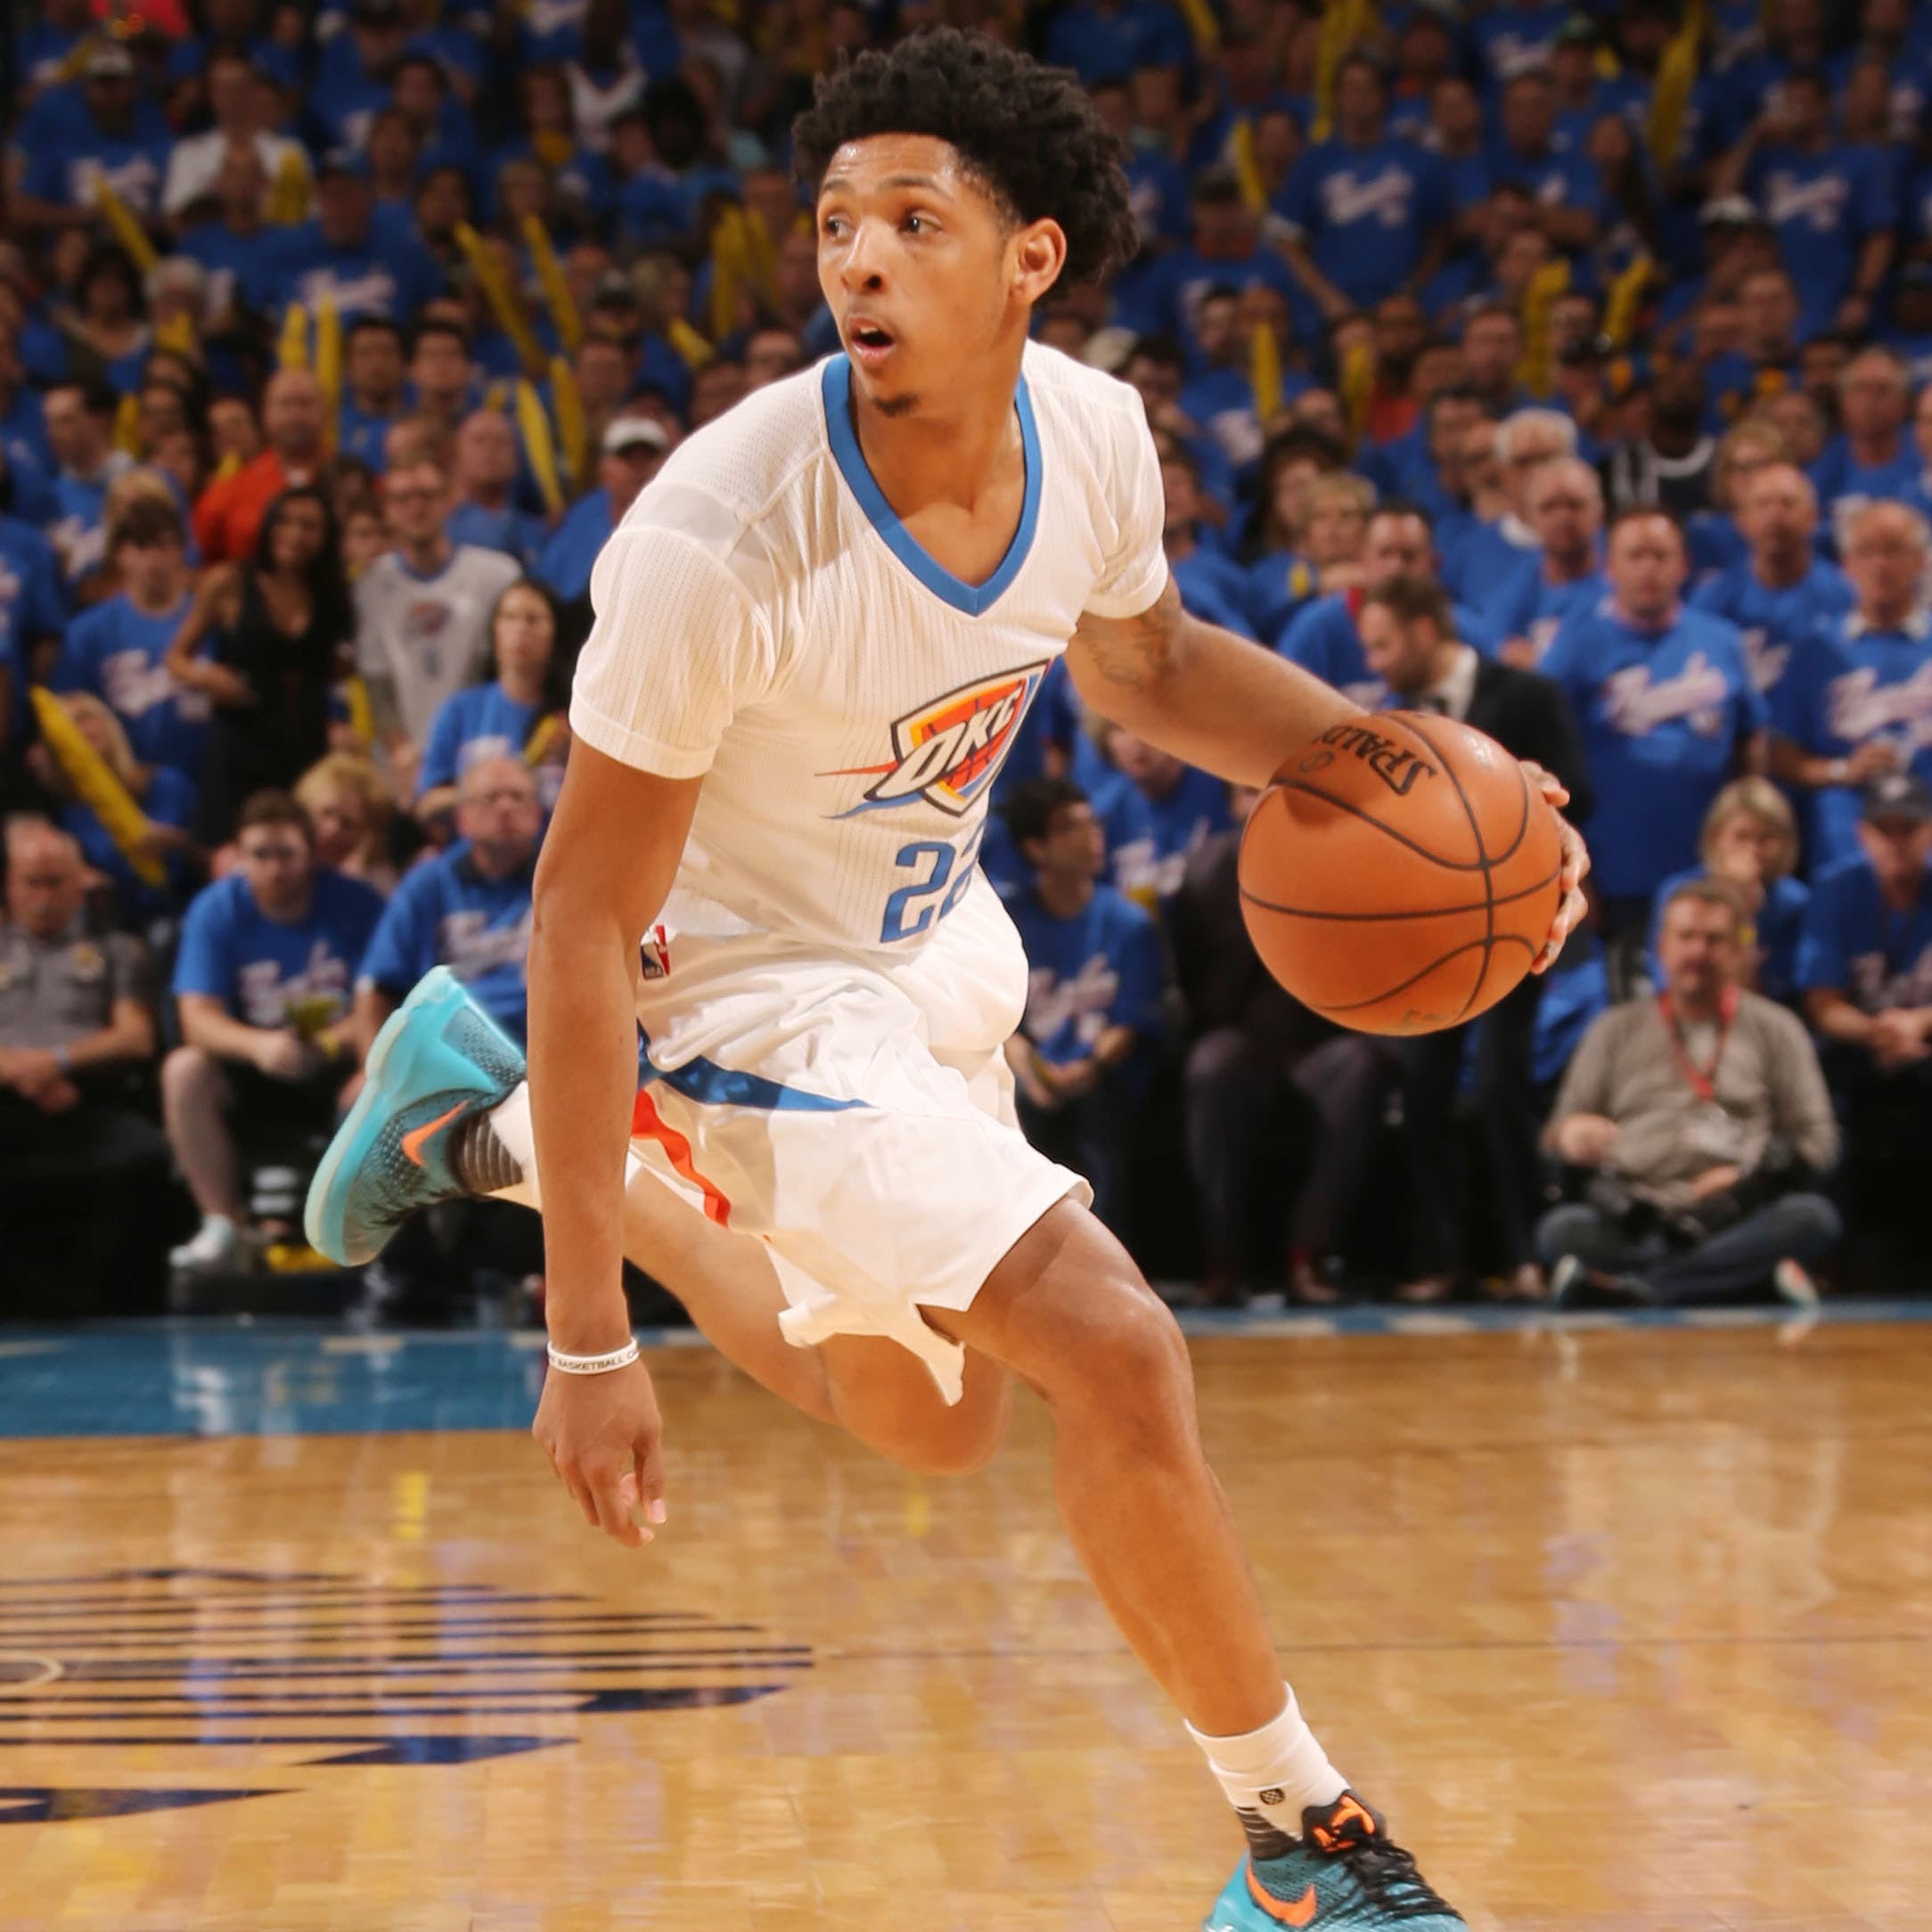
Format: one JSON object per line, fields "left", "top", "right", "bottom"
{"left": 483, "top": 1085, "right": 643, "bottom": 1209}
{"left": 1188, "top": 1684, "right": 1347, "bottom": 1840}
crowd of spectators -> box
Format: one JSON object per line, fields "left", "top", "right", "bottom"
{"left": 3, "top": 0, "right": 1931, "bottom": 1317}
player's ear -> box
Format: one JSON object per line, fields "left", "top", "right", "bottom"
{"left": 1009, "top": 218, "right": 1067, "bottom": 307}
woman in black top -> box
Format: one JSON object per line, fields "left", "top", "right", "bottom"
{"left": 167, "top": 486, "right": 355, "bottom": 843}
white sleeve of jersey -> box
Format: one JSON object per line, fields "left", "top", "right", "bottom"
{"left": 569, "top": 522, "right": 779, "bottom": 780}
{"left": 1081, "top": 385, "right": 1170, "bottom": 621}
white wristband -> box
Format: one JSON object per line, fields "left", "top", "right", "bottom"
{"left": 545, "top": 1338, "right": 641, "bottom": 1375}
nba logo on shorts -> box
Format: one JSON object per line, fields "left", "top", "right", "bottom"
{"left": 640, "top": 924, "right": 673, "bottom": 980}
{"left": 829, "top": 664, "right": 1047, "bottom": 817}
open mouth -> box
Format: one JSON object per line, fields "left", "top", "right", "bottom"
{"left": 848, "top": 321, "right": 895, "bottom": 354}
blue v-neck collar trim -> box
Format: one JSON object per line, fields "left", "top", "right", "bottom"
{"left": 821, "top": 354, "right": 1041, "bottom": 617}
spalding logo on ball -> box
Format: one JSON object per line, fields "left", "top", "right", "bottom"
{"left": 1239, "top": 712, "right": 1563, "bottom": 1036}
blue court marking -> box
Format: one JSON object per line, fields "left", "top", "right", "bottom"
{"left": 821, "top": 353, "right": 1042, "bottom": 617}
{"left": 2, "top": 1303, "right": 1929, "bottom": 1440}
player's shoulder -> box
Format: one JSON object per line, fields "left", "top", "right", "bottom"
{"left": 1019, "top": 339, "right": 1146, "bottom": 424}
{"left": 620, "top": 362, "right": 831, "bottom": 544}
{"left": 604, "top": 361, "right": 834, "bottom": 604}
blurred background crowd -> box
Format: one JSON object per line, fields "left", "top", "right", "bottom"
{"left": 4, "top": 0, "right": 1931, "bottom": 1322}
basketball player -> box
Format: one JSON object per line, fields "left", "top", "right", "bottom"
{"left": 307, "top": 32, "right": 1588, "bottom": 1928}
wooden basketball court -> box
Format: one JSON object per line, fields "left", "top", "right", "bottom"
{"left": 2, "top": 1307, "right": 1928, "bottom": 1930}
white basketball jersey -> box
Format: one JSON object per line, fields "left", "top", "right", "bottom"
{"left": 570, "top": 342, "right": 1168, "bottom": 954}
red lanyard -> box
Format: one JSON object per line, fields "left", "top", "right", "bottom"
{"left": 1657, "top": 988, "right": 1738, "bottom": 1104}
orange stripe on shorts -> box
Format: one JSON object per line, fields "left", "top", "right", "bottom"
{"left": 631, "top": 1087, "right": 733, "bottom": 1227}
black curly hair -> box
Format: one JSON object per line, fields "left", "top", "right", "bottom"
{"left": 791, "top": 28, "right": 1139, "bottom": 294}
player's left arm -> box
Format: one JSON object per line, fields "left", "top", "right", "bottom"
{"left": 1068, "top": 577, "right": 1360, "bottom": 788}
{"left": 1066, "top": 579, "right": 1591, "bottom": 969}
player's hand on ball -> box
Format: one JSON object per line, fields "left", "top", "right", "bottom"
{"left": 534, "top": 1358, "right": 668, "bottom": 1549}
{"left": 1519, "top": 762, "right": 1590, "bottom": 975}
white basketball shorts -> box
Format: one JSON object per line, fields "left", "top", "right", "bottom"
{"left": 492, "top": 872, "right": 1088, "bottom": 1402}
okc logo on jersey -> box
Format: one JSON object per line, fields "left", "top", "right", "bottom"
{"left": 823, "top": 664, "right": 1046, "bottom": 817}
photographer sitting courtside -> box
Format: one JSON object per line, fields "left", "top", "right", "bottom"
{"left": 1538, "top": 879, "right": 1840, "bottom": 1307}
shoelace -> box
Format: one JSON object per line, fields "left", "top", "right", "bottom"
{"left": 1327, "top": 1834, "right": 1455, "bottom": 1921}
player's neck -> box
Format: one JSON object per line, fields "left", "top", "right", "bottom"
{"left": 848, "top": 356, "right": 1025, "bottom": 515}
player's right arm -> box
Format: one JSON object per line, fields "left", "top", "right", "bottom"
{"left": 528, "top": 740, "right": 703, "bottom": 1548}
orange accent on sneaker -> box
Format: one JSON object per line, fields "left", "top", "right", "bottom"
{"left": 1245, "top": 1865, "right": 1317, "bottom": 1926}
{"left": 400, "top": 1101, "right": 467, "bottom": 1168}
{"left": 1312, "top": 1794, "right": 1377, "bottom": 1854}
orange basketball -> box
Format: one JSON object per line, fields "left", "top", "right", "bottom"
{"left": 1238, "top": 712, "right": 1563, "bottom": 1036}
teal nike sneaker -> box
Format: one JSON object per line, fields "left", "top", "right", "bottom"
{"left": 305, "top": 967, "right": 526, "bottom": 1266}
{"left": 1203, "top": 1792, "right": 1465, "bottom": 1929}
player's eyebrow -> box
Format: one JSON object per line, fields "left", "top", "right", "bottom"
{"left": 819, "top": 172, "right": 952, "bottom": 199}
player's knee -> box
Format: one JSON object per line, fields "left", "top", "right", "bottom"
{"left": 1050, "top": 1273, "right": 1193, "bottom": 1419}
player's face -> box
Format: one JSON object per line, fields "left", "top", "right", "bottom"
{"left": 815, "top": 134, "right": 1062, "bottom": 418}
